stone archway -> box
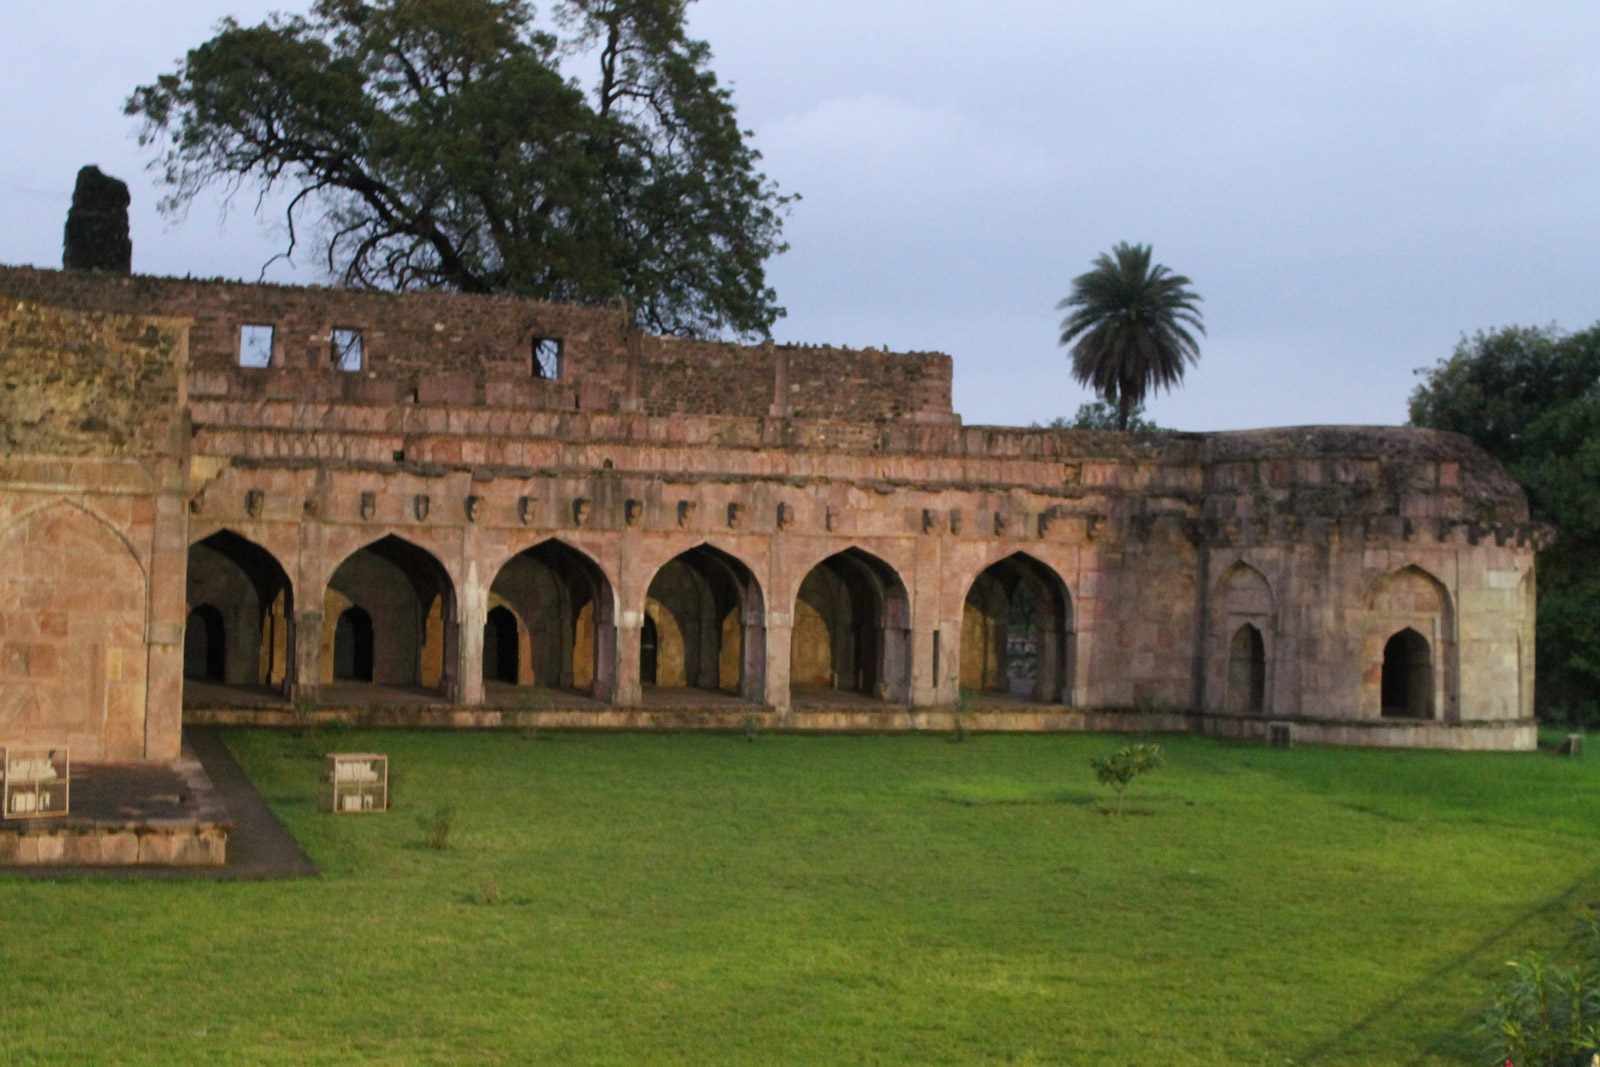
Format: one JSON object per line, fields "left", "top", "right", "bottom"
{"left": 322, "top": 535, "right": 456, "bottom": 695}
{"left": 643, "top": 544, "right": 766, "bottom": 701}
{"left": 1227, "top": 623, "right": 1266, "bottom": 714}
{"left": 792, "top": 548, "right": 911, "bottom": 703}
{"left": 486, "top": 540, "right": 617, "bottom": 700}
{"left": 184, "top": 605, "right": 226, "bottom": 682}
{"left": 186, "top": 529, "right": 295, "bottom": 696}
{"left": 1365, "top": 566, "right": 1454, "bottom": 721}
{"left": 1381, "top": 628, "right": 1433, "bottom": 719}
{"left": 959, "top": 552, "right": 1074, "bottom": 704}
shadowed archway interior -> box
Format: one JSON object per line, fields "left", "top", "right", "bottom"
{"left": 185, "top": 529, "right": 295, "bottom": 692}
{"left": 960, "top": 553, "right": 1073, "bottom": 704}
{"left": 1227, "top": 623, "right": 1265, "bottom": 714}
{"left": 1382, "top": 628, "right": 1434, "bottom": 719}
{"left": 793, "top": 548, "right": 911, "bottom": 703}
{"left": 643, "top": 545, "right": 766, "bottom": 699}
{"left": 322, "top": 535, "right": 457, "bottom": 694}
{"left": 486, "top": 540, "right": 617, "bottom": 699}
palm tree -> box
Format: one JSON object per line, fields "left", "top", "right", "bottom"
{"left": 1056, "top": 242, "right": 1204, "bottom": 431}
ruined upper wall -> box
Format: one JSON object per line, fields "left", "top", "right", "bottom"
{"left": 0, "top": 265, "right": 956, "bottom": 426}
{"left": 0, "top": 299, "right": 186, "bottom": 458}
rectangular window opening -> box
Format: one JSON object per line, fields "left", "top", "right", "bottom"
{"left": 532, "top": 337, "right": 564, "bottom": 380}
{"left": 239, "top": 324, "right": 274, "bottom": 368}
{"left": 331, "top": 328, "right": 364, "bottom": 372}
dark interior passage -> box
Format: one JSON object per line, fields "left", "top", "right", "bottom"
{"left": 792, "top": 548, "right": 910, "bottom": 702}
{"left": 1227, "top": 623, "right": 1266, "bottom": 714}
{"left": 959, "top": 553, "right": 1073, "bottom": 704}
{"left": 184, "top": 530, "right": 295, "bottom": 692}
{"left": 333, "top": 607, "right": 375, "bottom": 682}
{"left": 324, "top": 536, "right": 455, "bottom": 693}
{"left": 483, "top": 606, "right": 520, "bottom": 684}
{"left": 487, "top": 540, "right": 616, "bottom": 698}
{"left": 183, "top": 605, "right": 226, "bottom": 682}
{"left": 1381, "top": 628, "right": 1433, "bottom": 718}
{"left": 643, "top": 545, "right": 765, "bottom": 699}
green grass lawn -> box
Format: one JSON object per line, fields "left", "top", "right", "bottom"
{"left": 3, "top": 728, "right": 1599, "bottom": 1066}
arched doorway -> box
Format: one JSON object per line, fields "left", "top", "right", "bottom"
{"left": 792, "top": 548, "right": 911, "bottom": 703}
{"left": 641, "top": 616, "right": 659, "bottom": 685}
{"left": 1227, "top": 624, "right": 1265, "bottom": 714}
{"left": 1381, "top": 628, "right": 1433, "bottom": 718}
{"left": 1367, "top": 566, "right": 1453, "bottom": 721}
{"left": 333, "top": 607, "right": 375, "bottom": 681}
{"left": 643, "top": 545, "right": 766, "bottom": 700}
{"left": 185, "top": 530, "right": 295, "bottom": 695}
{"left": 485, "top": 540, "right": 617, "bottom": 699}
{"left": 482, "top": 606, "right": 519, "bottom": 685}
{"left": 184, "top": 605, "right": 227, "bottom": 682}
{"left": 960, "top": 553, "right": 1073, "bottom": 704}
{"left": 323, "top": 536, "right": 457, "bottom": 695}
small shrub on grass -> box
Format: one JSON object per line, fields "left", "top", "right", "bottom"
{"left": 1089, "top": 742, "right": 1164, "bottom": 816}
{"left": 740, "top": 713, "right": 762, "bottom": 743}
{"left": 1481, "top": 915, "right": 1600, "bottom": 1066}
{"left": 419, "top": 804, "right": 457, "bottom": 850}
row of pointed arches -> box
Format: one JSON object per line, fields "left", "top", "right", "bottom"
{"left": 182, "top": 531, "right": 1076, "bottom": 707}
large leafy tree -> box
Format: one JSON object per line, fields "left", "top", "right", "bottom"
{"left": 1410, "top": 324, "right": 1600, "bottom": 720}
{"left": 1056, "top": 242, "right": 1204, "bottom": 431}
{"left": 126, "top": 0, "right": 792, "bottom": 339}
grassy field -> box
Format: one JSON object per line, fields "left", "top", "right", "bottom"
{"left": 3, "top": 727, "right": 1599, "bottom": 1066}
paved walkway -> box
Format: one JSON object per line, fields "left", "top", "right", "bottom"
{"left": 4, "top": 729, "right": 317, "bottom": 881}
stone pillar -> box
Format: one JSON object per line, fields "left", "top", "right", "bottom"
{"left": 764, "top": 616, "right": 792, "bottom": 716}
{"left": 142, "top": 481, "right": 189, "bottom": 761}
{"left": 615, "top": 612, "right": 642, "bottom": 706}
{"left": 458, "top": 588, "right": 486, "bottom": 706}
{"left": 292, "top": 610, "right": 323, "bottom": 702}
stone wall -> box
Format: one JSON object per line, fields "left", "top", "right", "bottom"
{"left": 0, "top": 266, "right": 1545, "bottom": 755}
{"left": 0, "top": 300, "right": 189, "bottom": 761}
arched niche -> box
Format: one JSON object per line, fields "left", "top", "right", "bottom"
{"left": 792, "top": 548, "right": 911, "bottom": 703}
{"left": 1365, "top": 565, "right": 1454, "bottom": 721}
{"left": 1381, "top": 628, "right": 1433, "bottom": 718}
{"left": 1226, "top": 624, "right": 1266, "bottom": 714}
{"left": 186, "top": 529, "right": 295, "bottom": 693}
{"left": 0, "top": 501, "right": 149, "bottom": 759}
{"left": 333, "top": 606, "right": 375, "bottom": 681}
{"left": 184, "top": 605, "right": 226, "bottom": 682}
{"left": 959, "top": 552, "right": 1074, "bottom": 704}
{"left": 322, "top": 535, "right": 456, "bottom": 693}
{"left": 485, "top": 540, "right": 617, "bottom": 700}
{"left": 643, "top": 544, "right": 766, "bottom": 701}
{"left": 1210, "top": 561, "right": 1275, "bottom": 716}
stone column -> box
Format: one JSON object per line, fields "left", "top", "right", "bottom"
{"left": 615, "top": 612, "right": 642, "bottom": 706}
{"left": 142, "top": 479, "right": 189, "bottom": 761}
{"left": 292, "top": 610, "right": 323, "bottom": 702}
{"left": 764, "top": 616, "right": 793, "bottom": 717}
{"left": 457, "top": 588, "right": 486, "bottom": 706}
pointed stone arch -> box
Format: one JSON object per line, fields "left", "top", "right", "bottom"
{"left": 1209, "top": 560, "right": 1276, "bottom": 716}
{"left": 642, "top": 543, "right": 766, "bottom": 701}
{"left": 1364, "top": 565, "right": 1455, "bottom": 721}
{"left": 322, "top": 535, "right": 457, "bottom": 694}
{"left": 486, "top": 538, "right": 617, "bottom": 701}
{"left": 0, "top": 500, "right": 149, "bottom": 759}
{"left": 792, "top": 547, "right": 911, "bottom": 703}
{"left": 959, "top": 551, "right": 1074, "bottom": 704}
{"left": 186, "top": 528, "right": 295, "bottom": 694}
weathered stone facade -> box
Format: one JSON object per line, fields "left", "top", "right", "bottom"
{"left": 0, "top": 264, "right": 1541, "bottom": 757}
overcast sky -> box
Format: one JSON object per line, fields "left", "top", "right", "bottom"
{"left": 3, "top": 2, "right": 1598, "bottom": 430}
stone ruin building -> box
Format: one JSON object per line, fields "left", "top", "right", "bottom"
{"left": 0, "top": 263, "right": 1542, "bottom": 765}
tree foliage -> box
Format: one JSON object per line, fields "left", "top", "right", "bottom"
{"left": 1035, "top": 400, "right": 1160, "bottom": 432}
{"left": 1057, "top": 242, "right": 1204, "bottom": 431}
{"left": 1089, "top": 742, "right": 1164, "bottom": 817}
{"left": 1410, "top": 324, "right": 1600, "bottom": 720}
{"left": 126, "top": 0, "right": 792, "bottom": 339}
